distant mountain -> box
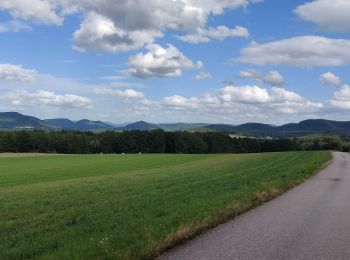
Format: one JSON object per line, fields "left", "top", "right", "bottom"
{"left": 205, "top": 124, "right": 237, "bottom": 133}
{"left": 158, "top": 123, "right": 209, "bottom": 131}
{"left": 204, "top": 119, "right": 350, "bottom": 137}
{"left": 278, "top": 119, "right": 350, "bottom": 136}
{"left": 45, "top": 118, "right": 114, "bottom": 131}
{"left": 118, "top": 121, "right": 160, "bottom": 131}
{"left": 103, "top": 122, "right": 130, "bottom": 128}
{"left": 206, "top": 123, "right": 279, "bottom": 136}
{"left": 45, "top": 118, "right": 77, "bottom": 129}
{"left": 80, "top": 119, "right": 350, "bottom": 135}
{"left": 0, "top": 112, "right": 55, "bottom": 130}
{"left": 1, "top": 112, "right": 350, "bottom": 136}
{"left": 74, "top": 120, "right": 114, "bottom": 131}
{"left": 115, "top": 122, "right": 209, "bottom": 132}
{"left": 234, "top": 123, "right": 277, "bottom": 135}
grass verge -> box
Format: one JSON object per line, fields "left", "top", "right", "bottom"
{"left": 145, "top": 155, "right": 333, "bottom": 260}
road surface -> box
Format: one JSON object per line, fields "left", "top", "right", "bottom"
{"left": 160, "top": 152, "right": 350, "bottom": 260}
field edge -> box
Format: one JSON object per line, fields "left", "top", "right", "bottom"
{"left": 144, "top": 152, "right": 333, "bottom": 260}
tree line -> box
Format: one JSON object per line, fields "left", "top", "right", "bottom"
{"left": 0, "top": 130, "right": 347, "bottom": 154}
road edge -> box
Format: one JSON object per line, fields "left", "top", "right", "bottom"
{"left": 144, "top": 152, "right": 333, "bottom": 260}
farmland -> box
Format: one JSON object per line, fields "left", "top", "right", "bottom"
{"left": 0, "top": 152, "right": 331, "bottom": 259}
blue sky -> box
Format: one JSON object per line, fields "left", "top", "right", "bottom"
{"left": 0, "top": 0, "right": 350, "bottom": 124}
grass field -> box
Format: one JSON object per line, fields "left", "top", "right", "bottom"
{"left": 0, "top": 151, "right": 331, "bottom": 259}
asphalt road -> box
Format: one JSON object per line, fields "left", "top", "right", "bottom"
{"left": 160, "top": 152, "right": 350, "bottom": 260}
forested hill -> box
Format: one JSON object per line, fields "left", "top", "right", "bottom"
{"left": 205, "top": 119, "right": 350, "bottom": 136}
{"left": 1, "top": 112, "right": 350, "bottom": 136}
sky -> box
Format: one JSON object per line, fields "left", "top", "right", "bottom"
{"left": 0, "top": 0, "right": 350, "bottom": 124}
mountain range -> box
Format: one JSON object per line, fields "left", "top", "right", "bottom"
{"left": 0, "top": 112, "right": 350, "bottom": 137}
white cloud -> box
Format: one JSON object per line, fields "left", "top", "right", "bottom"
{"left": 320, "top": 72, "right": 342, "bottom": 87}
{"left": 269, "top": 87, "right": 305, "bottom": 103}
{"left": 128, "top": 44, "right": 202, "bottom": 79}
{"left": 238, "top": 36, "right": 350, "bottom": 67}
{"left": 295, "top": 0, "right": 350, "bottom": 32}
{"left": 0, "top": 0, "right": 251, "bottom": 52}
{"left": 330, "top": 85, "right": 350, "bottom": 110}
{"left": 73, "top": 11, "right": 162, "bottom": 52}
{"left": 238, "top": 70, "right": 260, "bottom": 79}
{"left": 0, "top": 63, "right": 339, "bottom": 124}
{"left": 0, "top": 64, "right": 37, "bottom": 82}
{"left": 263, "top": 71, "right": 285, "bottom": 86}
{"left": 94, "top": 88, "right": 144, "bottom": 99}
{"left": 4, "top": 90, "right": 91, "bottom": 108}
{"left": 153, "top": 84, "right": 323, "bottom": 123}
{"left": 195, "top": 72, "right": 212, "bottom": 80}
{"left": 125, "top": 83, "right": 324, "bottom": 123}
{"left": 0, "top": 0, "right": 63, "bottom": 25}
{"left": 163, "top": 95, "right": 200, "bottom": 109}
{"left": 177, "top": 25, "right": 249, "bottom": 43}
{"left": 238, "top": 69, "right": 285, "bottom": 86}
{"left": 221, "top": 85, "right": 270, "bottom": 103}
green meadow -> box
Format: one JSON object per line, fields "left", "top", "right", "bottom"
{"left": 0, "top": 152, "right": 331, "bottom": 259}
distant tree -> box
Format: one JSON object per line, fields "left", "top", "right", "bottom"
{"left": 201, "top": 133, "right": 234, "bottom": 153}
{"left": 0, "top": 129, "right": 345, "bottom": 154}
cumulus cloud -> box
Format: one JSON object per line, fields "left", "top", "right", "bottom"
{"left": 0, "top": 64, "right": 37, "bottom": 82}
{"left": 320, "top": 72, "right": 342, "bottom": 87}
{"left": 90, "top": 80, "right": 333, "bottom": 124}
{"left": 263, "top": 71, "right": 285, "bottom": 86}
{"left": 238, "top": 69, "right": 285, "bottom": 86}
{"left": 177, "top": 25, "right": 249, "bottom": 43}
{"left": 94, "top": 88, "right": 144, "bottom": 99}
{"left": 128, "top": 44, "right": 202, "bottom": 79}
{"left": 269, "top": 87, "right": 305, "bottom": 103}
{"left": 238, "top": 70, "right": 260, "bottom": 79}
{"left": 0, "top": 0, "right": 63, "bottom": 25}
{"left": 4, "top": 90, "right": 91, "bottom": 108}
{"left": 238, "top": 36, "right": 350, "bottom": 67}
{"left": 295, "top": 0, "right": 350, "bottom": 32}
{"left": 163, "top": 95, "right": 200, "bottom": 109}
{"left": 195, "top": 72, "right": 212, "bottom": 80}
{"left": 221, "top": 85, "right": 270, "bottom": 103}
{"left": 330, "top": 85, "right": 350, "bottom": 110}
{"left": 73, "top": 12, "right": 162, "bottom": 52}
{"left": 0, "top": 0, "right": 252, "bottom": 52}
{"left": 159, "top": 84, "right": 322, "bottom": 118}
